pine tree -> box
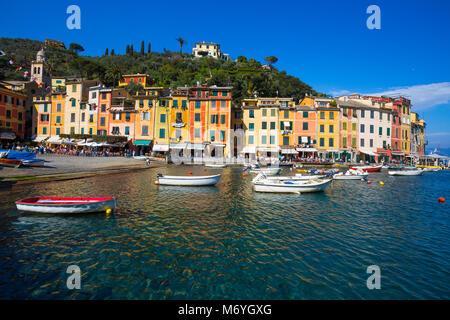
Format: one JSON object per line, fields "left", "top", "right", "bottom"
{"left": 126, "top": 45, "right": 130, "bottom": 55}
{"left": 140, "top": 41, "right": 145, "bottom": 55}
{"left": 105, "top": 48, "right": 109, "bottom": 56}
{"left": 110, "top": 49, "right": 115, "bottom": 56}
{"left": 130, "top": 44, "right": 134, "bottom": 56}
{"left": 147, "top": 42, "right": 151, "bottom": 54}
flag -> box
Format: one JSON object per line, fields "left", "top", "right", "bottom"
{"left": 8, "top": 59, "right": 14, "bottom": 65}
{"left": 23, "top": 71, "right": 30, "bottom": 78}
{"left": 39, "top": 82, "right": 44, "bottom": 88}
{"left": 15, "top": 66, "right": 23, "bottom": 72}
{"left": 46, "top": 86, "right": 50, "bottom": 91}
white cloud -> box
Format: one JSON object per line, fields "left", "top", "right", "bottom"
{"left": 366, "top": 82, "right": 450, "bottom": 111}
{"left": 329, "top": 89, "right": 351, "bottom": 96}
{"left": 426, "top": 132, "right": 450, "bottom": 137}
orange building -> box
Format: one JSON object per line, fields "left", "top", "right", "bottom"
{"left": 206, "top": 86, "right": 232, "bottom": 157}
{"left": 0, "top": 84, "right": 27, "bottom": 140}
{"left": 118, "top": 74, "right": 151, "bottom": 88}
{"left": 50, "top": 93, "right": 66, "bottom": 136}
{"left": 97, "top": 88, "right": 112, "bottom": 135}
{"left": 188, "top": 87, "right": 209, "bottom": 157}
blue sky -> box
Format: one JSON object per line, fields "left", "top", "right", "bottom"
{"left": 1, "top": 0, "right": 450, "bottom": 148}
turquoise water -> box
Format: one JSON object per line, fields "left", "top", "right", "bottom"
{"left": 0, "top": 167, "right": 449, "bottom": 299}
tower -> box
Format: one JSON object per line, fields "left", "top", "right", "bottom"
{"left": 30, "top": 48, "right": 49, "bottom": 86}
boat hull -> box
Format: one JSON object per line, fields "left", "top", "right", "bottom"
{"left": 157, "top": 174, "right": 221, "bottom": 186}
{"left": 22, "top": 159, "right": 45, "bottom": 167}
{"left": 205, "top": 164, "right": 226, "bottom": 168}
{"left": 333, "top": 173, "right": 368, "bottom": 180}
{"left": 253, "top": 179, "right": 331, "bottom": 193}
{"left": 0, "top": 158, "right": 22, "bottom": 168}
{"left": 15, "top": 197, "right": 116, "bottom": 213}
{"left": 388, "top": 170, "right": 423, "bottom": 176}
{"left": 264, "top": 174, "right": 323, "bottom": 181}
{"left": 350, "top": 165, "right": 382, "bottom": 172}
{"left": 249, "top": 168, "right": 281, "bottom": 175}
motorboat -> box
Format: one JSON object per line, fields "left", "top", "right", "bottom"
{"left": 252, "top": 172, "right": 332, "bottom": 193}
{"left": 205, "top": 163, "right": 227, "bottom": 168}
{"left": 333, "top": 169, "right": 369, "bottom": 180}
{"left": 0, "top": 158, "right": 22, "bottom": 168}
{"left": 388, "top": 169, "right": 423, "bottom": 176}
{"left": 22, "top": 159, "right": 45, "bottom": 167}
{"left": 258, "top": 173, "right": 324, "bottom": 182}
{"left": 349, "top": 165, "right": 382, "bottom": 172}
{"left": 244, "top": 164, "right": 281, "bottom": 175}
{"left": 155, "top": 173, "right": 221, "bottom": 186}
{"left": 15, "top": 197, "right": 116, "bottom": 213}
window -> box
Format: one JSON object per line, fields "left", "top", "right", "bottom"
{"left": 102, "top": 93, "right": 106, "bottom": 99}
{"left": 352, "top": 137, "right": 356, "bottom": 147}
{"left": 101, "top": 104, "right": 106, "bottom": 112}
{"left": 387, "top": 128, "right": 390, "bottom": 136}
{"left": 262, "top": 109, "right": 267, "bottom": 117}
{"left": 370, "top": 110, "right": 374, "bottom": 118}
{"left": 210, "top": 114, "right": 218, "bottom": 124}
{"left": 160, "top": 113, "right": 166, "bottom": 123}
{"left": 270, "top": 122, "right": 275, "bottom": 130}
{"left": 360, "top": 138, "right": 365, "bottom": 147}
{"left": 383, "top": 140, "right": 387, "bottom": 148}
{"left": 81, "top": 113, "right": 85, "bottom": 122}
{"left": 261, "top": 135, "right": 267, "bottom": 144}
{"left": 81, "top": 128, "right": 84, "bottom": 134}
{"left": 194, "top": 128, "right": 200, "bottom": 138}
{"left": 342, "top": 122, "right": 347, "bottom": 130}
{"left": 56, "top": 103, "right": 62, "bottom": 112}
{"left": 249, "top": 110, "right": 254, "bottom": 118}
{"left": 329, "top": 112, "right": 334, "bottom": 120}
{"left": 71, "top": 113, "right": 75, "bottom": 122}
{"left": 100, "top": 117, "right": 105, "bottom": 126}
{"left": 159, "top": 128, "right": 165, "bottom": 138}
{"left": 320, "top": 138, "right": 324, "bottom": 147}
{"left": 42, "top": 127, "right": 47, "bottom": 135}
{"left": 303, "top": 122, "right": 308, "bottom": 130}
{"left": 220, "top": 130, "right": 225, "bottom": 141}
{"left": 370, "top": 125, "right": 374, "bottom": 134}
{"left": 56, "top": 116, "right": 61, "bottom": 124}
{"left": 195, "top": 113, "right": 201, "bottom": 122}
{"left": 72, "top": 84, "right": 77, "bottom": 92}
{"left": 89, "top": 128, "right": 93, "bottom": 135}
{"left": 222, "top": 91, "right": 227, "bottom": 97}
{"left": 18, "top": 112, "right": 22, "bottom": 120}
{"left": 370, "top": 139, "right": 373, "bottom": 147}
{"left": 352, "top": 123, "right": 357, "bottom": 131}
{"left": 112, "top": 127, "right": 120, "bottom": 134}
{"left": 56, "top": 128, "right": 60, "bottom": 135}
{"left": 125, "top": 126, "right": 130, "bottom": 135}
{"left": 361, "top": 110, "right": 365, "bottom": 118}
{"left": 379, "top": 127, "right": 382, "bottom": 135}
{"left": 181, "top": 100, "right": 187, "bottom": 108}
{"left": 360, "top": 124, "right": 365, "bottom": 133}
{"left": 210, "top": 130, "right": 216, "bottom": 141}
{"left": 221, "top": 101, "right": 226, "bottom": 108}
{"left": 284, "top": 110, "right": 289, "bottom": 118}
{"left": 262, "top": 122, "right": 267, "bottom": 129}
{"left": 142, "top": 125, "right": 148, "bottom": 136}
{"left": 248, "top": 135, "right": 254, "bottom": 144}
{"left": 89, "top": 114, "right": 94, "bottom": 123}
{"left": 211, "top": 101, "right": 216, "bottom": 108}
{"left": 329, "top": 138, "right": 334, "bottom": 147}
{"left": 303, "top": 111, "right": 308, "bottom": 118}
{"left": 379, "top": 112, "right": 383, "bottom": 120}
{"left": 70, "top": 127, "right": 75, "bottom": 134}
{"left": 43, "top": 104, "right": 48, "bottom": 112}
{"left": 18, "top": 124, "right": 22, "bottom": 132}
{"left": 329, "top": 125, "right": 334, "bottom": 133}
{"left": 270, "top": 136, "right": 275, "bottom": 144}
{"left": 343, "top": 137, "right": 347, "bottom": 148}
{"left": 173, "top": 100, "right": 178, "bottom": 107}
{"left": 220, "top": 115, "right": 226, "bottom": 124}
{"left": 249, "top": 123, "right": 254, "bottom": 131}
{"left": 271, "top": 109, "right": 275, "bottom": 117}
{"left": 320, "top": 111, "right": 325, "bottom": 119}
{"left": 195, "top": 101, "right": 201, "bottom": 109}
{"left": 388, "top": 113, "right": 391, "bottom": 121}
{"left": 92, "top": 92, "right": 97, "bottom": 99}
{"left": 283, "top": 136, "right": 289, "bottom": 146}
{"left": 72, "top": 99, "right": 76, "bottom": 107}
{"left": 320, "top": 124, "right": 324, "bottom": 133}
{"left": 125, "top": 113, "right": 131, "bottom": 122}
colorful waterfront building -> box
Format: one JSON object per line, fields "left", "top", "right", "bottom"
{"left": 295, "top": 96, "right": 317, "bottom": 158}
{"left": 230, "top": 105, "right": 244, "bottom": 157}
{"left": 133, "top": 88, "right": 160, "bottom": 154}
{"left": 206, "top": 86, "right": 233, "bottom": 158}
{"left": 315, "top": 97, "right": 340, "bottom": 160}
{"left": 410, "top": 112, "right": 426, "bottom": 157}
{"left": 168, "top": 87, "right": 189, "bottom": 157}
{"left": 397, "top": 97, "right": 412, "bottom": 155}
{"left": 187, "top": 86, "right": 209, "bottom": 158}
{"left": 0, "top": 84, "right": 27, "bottom": 140}
{"left": 97, "top": 88, "right": 112, "bottom": 136}
{"left": 33, "top": 95, "right": 51, "bottom": 141}
{"left": 50, "top": 92, "right": 66, "bottom": 136}
{"left": 118, "top": 74, "right": 152, "bottom": 88}
{"left": 108, "top": 89, "right": 134, "bottom": 140}
{"left": 278, "top": 98, "right": 296, "bottom": 157}
{"left": 335, "top": 98, "right": 361, "bottom": 162}
{"left": 153, "top": 90, "right": 172, "bottom": 154}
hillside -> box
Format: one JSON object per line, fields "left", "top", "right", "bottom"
{"left": 0, "top": 38, "right": 324, "bottom": 104}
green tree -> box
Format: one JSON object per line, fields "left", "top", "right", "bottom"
{"left": 105, "top": 48, "right": 109, "bottom": 56}
{"left": 125, "top": 81, "right": 144, "bottom": 95}
{"left": 69, "top": 43, "right": 84, "bottom": 53}
{"left": 110, "top": 49, "right": 115, "bottom": 56}
{"left": 140, "top": 41, "right": 145, "bottom": 55}
{"left": 105, "top": 65, "right": 123, "bottom": 87}
{"left": 176, "top": 37, "right": 185, "bottom": 56}
{"left": 147, "top": 42, "right": 151, "bottom": 54}
{"left": 264, "top": 56, "right": 278, "bottom": 67}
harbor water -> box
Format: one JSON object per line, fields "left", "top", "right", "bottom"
{"left": 0, "top": 167, "right": 449, "bottom": 299}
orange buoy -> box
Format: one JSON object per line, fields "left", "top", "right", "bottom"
{"left": 367, "top": 180, "right": 372, "bottom": 184}
{"left": 361, "top": 178, "right": 365, "bottom": 182}
{"left": 154, "top": 181, "right": 159, "bottom": 185}
{"left": 438, "top": 197, "right": 445, "bottom": 203}
{"left": 188, "top": 172, "right": 192, "bottom": 175}
{"left": 203, "top": 168, "right": 207, "bottom": 171}
{"left": 242, "top": 173, "right": 246, "bottom": 177}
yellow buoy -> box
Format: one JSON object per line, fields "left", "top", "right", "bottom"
{"left": 106, "top": 209, "right": 112, "bottom": 214}
{"left": 379, "top": 181, "right": 384, "bottom": 186}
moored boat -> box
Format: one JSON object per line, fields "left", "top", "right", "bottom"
{"left": 252, "top": 173, "right": 332, "bottom": 193}
{"left": 205, "top": 163, "right": 227, "bottom": 168}
{"left": 260, "top": 173, "right": 323, "bottom": 182}
{"left": 21, "top": 159, "right": 45, "bottom": 167}
{"left": 388, "top": 169, "right": 423, "bottom": 176}
{"left": 349, "top": 165, "right": 382, "bottom": 172}
{"left": 0, "top": 158, "right": 22, "bottom": 168}
{"left": 155, "top": 173, "right": 221, "bottom": 186}
{"left": 15, "top": 197, "right": 116, "bottom": 213}
{"left": 333, "top": 169, "right": 368, "bottom": 180}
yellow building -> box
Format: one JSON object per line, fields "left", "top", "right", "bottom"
{"left": 50, "top": 93, "right": 65, "bottom": 136}
{"left": 52, "top": 77, "right": 66, "bottom": 93}
{"left": 152, "top": 91, "right": 171, "bottom": 153}
{"left": 315, "top": 97, "right": 340, "bottom": 159}
{"left": 398, "top": 97, "right": 411, "bottom": 154}
{"left": 33, "top": 95, "right": 52, "bottom": 141}
{"left": 277, "top": 98, "right": 296, "bottom": 156}
{"left": 133, "top": 89, "right": 161, "bottom": 153}
{"left": 169, "top": 87, "right": 189, "bottom": 156}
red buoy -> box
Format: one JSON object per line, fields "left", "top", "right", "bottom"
{"left": 203, "top": 168, "right": 207, "bottom": 171}
{"left": 438, "top": 197, "right": 445, "bottom": 203}
{"left": 188, "top": 172, "right": 192, "bottom": 175}
{"left": 367, "top": 180, "right": 372, "bottom": 184}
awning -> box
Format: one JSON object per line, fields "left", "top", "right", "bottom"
{"left": 326, "top": 149, "right": 340, "bottom": 153}
{"left": 283, "top": 121, "right": 291, "bottom": 127}
{"left": 211, "top": 143, "right": 226, "bottom": 148}
{"left": 257, "top": 146, "right": 280, "bottom": 152}
{"left": 46, "top": 136, "right": 62, "bottom": 144}
{"left": 170, "top": 142, "right": 188, "bottom": 149}
{"left": 296, "top": 147, "right": 318, "bottom": 152}
{"left": 360, "top": 150, "right": 377, "bottom": 156}
{"left": 391, "top": 151, "right": 405, "bottom": 156}
{"left": 281, "top": 148, "right": 298, "bottom": 154}
{"left": 377, "top": 151, "right": 389, "bottom": 154}
{"left": 241, "top": 146, "right": 256, "bottom": 153}
{"left": 187, "top": 143, "right": 206, "bottom": 150}
{"left": 33, "top": 135, "right": 49, "bottom": 142}
{"left": 133, "top": 140, "right": 152, "bottom": 146}
{"left": 0, "top": 132, "right": 16, "bottom": 140}
{"left": 153, "top": 144, "right": 169, "bottom": 152}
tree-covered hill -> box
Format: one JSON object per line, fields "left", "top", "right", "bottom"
{"left": 0, "top": 38, "right": 325, "bottom": 104}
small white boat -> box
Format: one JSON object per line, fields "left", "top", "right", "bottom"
{"left": 388, "top": 169, "right": 423, "bottom": 176}
{"left": 155, "top": 173, "right": 221, "bottom": 186}
{"left": 21, "top": 159, "right": 45, "bottom": 167}
{"left": 333, "top": 169, "right": 368, "bottom": 180}
{"left": 15, "top": 197, "right": 116, "bottom": 213}
{"left": 260, "top": 174, "right": 323, "bottom": 182}
{"left": 252, "top": 173, "right": 331, "bottom": 193}
{"left": 205, "top": 163, "right": 226, "bottom": 168}
{"left": 422, "top": 167, "right": 441, "bottom": 172}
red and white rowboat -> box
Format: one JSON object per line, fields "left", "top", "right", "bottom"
{"left": 15, "top": 197, "right": 116, "bottom": 213}
{"left": 349, "top": 165, "right": 382, "bottom": 172}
